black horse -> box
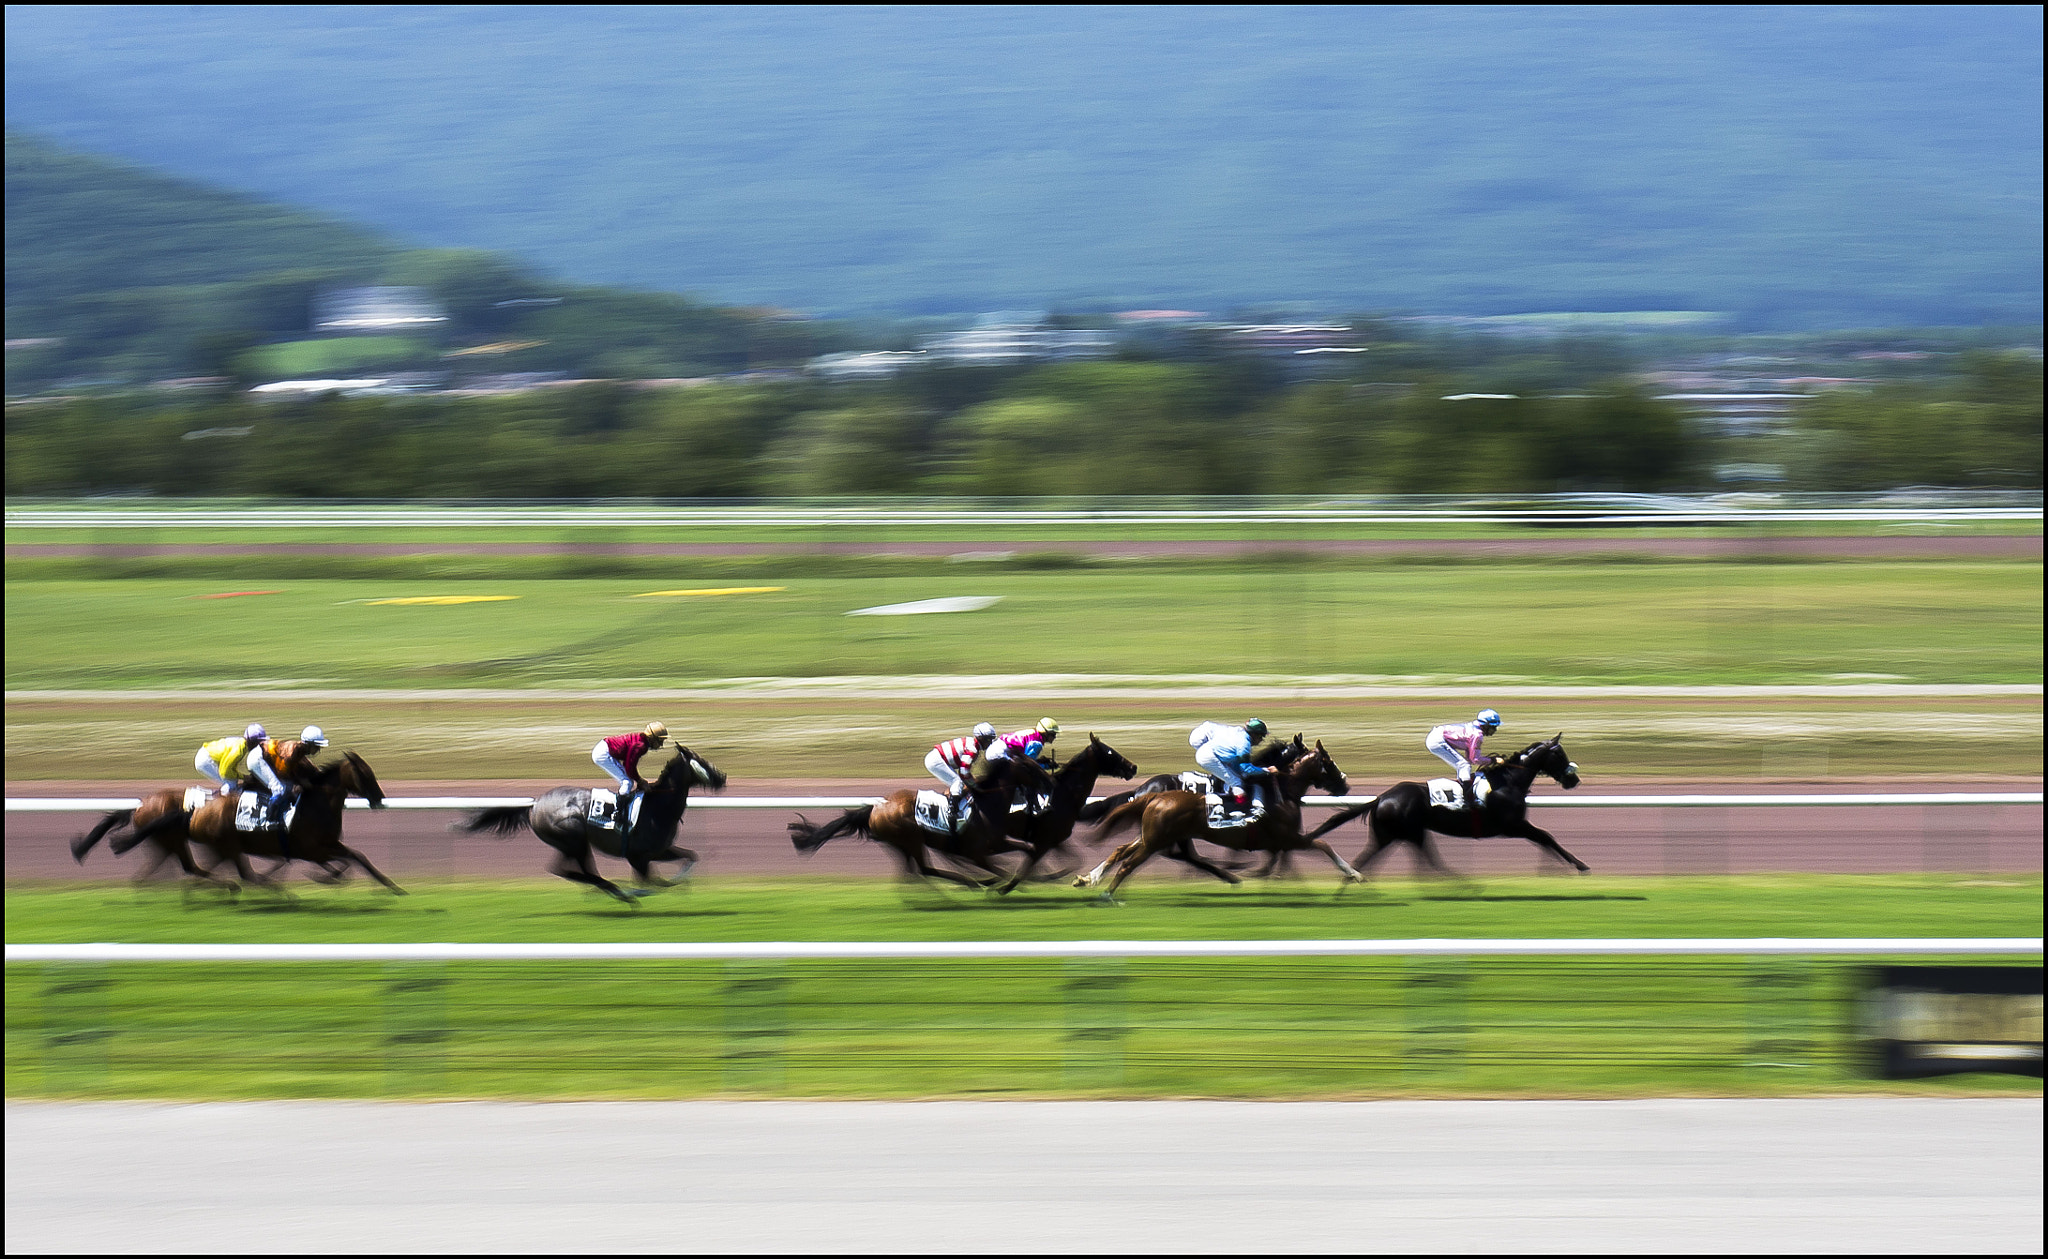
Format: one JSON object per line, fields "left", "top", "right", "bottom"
{"left": 992, "top": 735, "right": 1138, "bottom": 893}
{"left": 456, "top": 747, "right": 726, "bottom": 903}
{"left": 1302, "top": 734, "right": 1587, "bottom": 877}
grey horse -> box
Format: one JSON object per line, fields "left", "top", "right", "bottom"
{"left": 456, "top": 746, "right": 726, "bottom": 902}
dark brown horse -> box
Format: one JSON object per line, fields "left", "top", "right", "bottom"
{"left": 788, "top": 752, "right": 1051, "bottom": 888}
{"left": 185, "top": 750, "right": 405, "bottom": 893}
{"left": 992, "top": 735, "right": 1138, "bottom": 894}
{"left": 1074, "top": 740, "right": 1360, "bottom": 899}
{"left": 1302, "top": 735, "right": 1588, "bottom": 877}
{"left": 71, "top": 739, "right": 324, "bottom": 887}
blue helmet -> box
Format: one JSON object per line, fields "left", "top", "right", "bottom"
{"left": 1475, "top": 709, "right": 1502, "bottom": 732}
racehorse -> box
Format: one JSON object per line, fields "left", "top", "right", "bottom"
{"left": 787, "top": 751, "right": 1051, "bottom": 888}
{"left": 185, "top": 750, "right": 406, "bottom": 893}
{"left": 456, "top": 746, "right": 725, "bottom": 903}
{"left": 70, "top": 739, "right": 324, "bottom": 888}
{"left": 992, "top": 735, "right": 1138, "bottom": 894}
{"left": 1074, "top": 740, "right": 1360, "bottom": 898}
{"left": 1076, "top": 735, "right": 1312, "bottom": 881}
{"left": 1301, "top": 735, "right": 1588, "bottom": 877}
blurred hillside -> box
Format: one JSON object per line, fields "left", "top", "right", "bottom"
{"left": 4, "top": 134, "right": 825, "bottom": 389}
{"left": 5, "top": 7, "right": 2039, "bottom": 328}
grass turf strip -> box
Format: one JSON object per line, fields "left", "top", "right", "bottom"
{"left": 8, "top": 877, "right": 2039, "bottom": 1100}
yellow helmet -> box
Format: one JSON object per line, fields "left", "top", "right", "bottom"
{"left": 1036, "top": 717, "right": 1060, "bottom": 737}
{"left": 644, "top": 721, "right": 668, "bottom": 743}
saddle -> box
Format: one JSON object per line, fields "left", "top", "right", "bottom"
{"left": 914, "top": 789, "right": 968, "bottom": 837}
{"left": 184, "top": 786, "right": 219, "bottom": 812}
{"left": 232, "top": 792, "right": 296, "bottom": 833}
{"left": 586, "top": 789, "right": 644, "bottom": 833}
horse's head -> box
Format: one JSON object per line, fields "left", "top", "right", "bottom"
{"left": 1514, "top": 734, "right": 1579, "bottom": 790}
{"left": 1287, "top": 739, "right": 1349, "bottom": 798}
{"left": 339, "top": 749, "right": 388, "bottom": 809}
{"left": 661, "top": 746, "right": 727, "bottom": 793}
{"left": 1081, "top": 734, "right": 1138, "bottom": 782}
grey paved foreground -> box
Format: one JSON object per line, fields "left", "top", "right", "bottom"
{"left": 7, "top": 1099, "right": 2041, "bottom": 1254}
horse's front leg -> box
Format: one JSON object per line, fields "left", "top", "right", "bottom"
{"left": 1514, "top": 821, "right": 1590, "bottom": 873}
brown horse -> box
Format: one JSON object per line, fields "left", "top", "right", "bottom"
{"left": 186, "top": 749, "right": 404, "bottom": 893}
{"left": 788, "top": 753, "right": 1051, "bottom": 888}
{"left": 1074, "top": 739, "right": 1360, "bottom": 899}
{"left": 71, "top": 739, "right": 324, "bottom": 887}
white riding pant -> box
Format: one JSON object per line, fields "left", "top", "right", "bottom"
{"left": 925, "top": 749, "right": 966, "bottom": 793}
{"left": 1426, "top": 731, "right": 1474, "bottom": 780}
{"left": 1194, "top": 744, "right": 1246, "bottom": 793}
{"left": 592, "top": 741, "right": 634, "bottom": 792}
{"left": 195, "top": 749, "right": 229, "bottom": 787}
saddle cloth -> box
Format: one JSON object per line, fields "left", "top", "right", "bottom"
{"left": 1204, "top": 794, "right": 1265, "bottom": 829}
{"left": 184, "top": 786, "right": 217, "bottom": 812}
{"left": 914, "top": 789, "right": 965, "bottom": 836}
{"left": 1178, "top": 771, "right": 1218, "bottom": 794}
{"left": 232, "top": 793, "right": 296, "bottom": 833}
{"left": 1428, "top": 776, "right": 1494, "bottom": 811}
{"left": 587, "top": 789, "right": 644, "bottom": 832}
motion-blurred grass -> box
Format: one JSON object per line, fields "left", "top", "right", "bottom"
{"left": 6, "top": 561, "right": 2039, "bottom": 690}
{"left": 7, "top": 878, "right": 2038, "bottom": 1101}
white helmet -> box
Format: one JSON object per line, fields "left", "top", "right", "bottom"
{"left": 243, "top": 723, "right": 267, "bottom": 742}
{"left": 300, "top": 726, "right": 330, "bottom": 747}
{"left": 973, "top": 722, "right": 997, "bottom": 743}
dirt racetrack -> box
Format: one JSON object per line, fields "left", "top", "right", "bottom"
{"left": 9, "top": 778, "right": 2041, "bottom": 880}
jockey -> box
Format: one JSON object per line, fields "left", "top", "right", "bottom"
{"left": 593, "top": 722, "right": 668, "bottom": 806}
{"left": 1189, "top": 718, "right": 1271, "bottom": 815}
{"left": 971, "top": 718, "right": 1061, "bottom": 809}
{"left": 1427, "top": 709, "right": 1501, "bottom": 805}
{"left": 927, "top": 723, "right": 998, "bottom": 809}
{"left": 195, "top": 723, "right": 290, "bottom": 821}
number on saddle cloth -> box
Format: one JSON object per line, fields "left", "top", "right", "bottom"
{"left": 914, "top": 789, "right": 966, "bottom": 837}
{"left": 1427, "top": 774, "right": 1493, "bottom": 811}
{"left": 232, "top": 793, "right": 295, "bottom": 833}
{"left": 586, "top": 789, "right": 642, "bottom": 833}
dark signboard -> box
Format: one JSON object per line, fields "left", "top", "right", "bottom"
{"left": 1863, "top": 966, "right": 2044, "bottom": 1078}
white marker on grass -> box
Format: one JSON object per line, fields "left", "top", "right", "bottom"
{"left": 846, "top": 596, "right": 1004, "bottom": 616}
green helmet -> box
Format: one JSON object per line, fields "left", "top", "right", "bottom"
{"left": 1245, "top": 718, "right": 1268, "bottom": 740}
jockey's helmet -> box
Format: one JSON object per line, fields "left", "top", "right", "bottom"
{"left": 644, "top": 721, "right": 668, "bottom": 744}
{"left": 1476, "top": 709, "right": 1502, "bottom": 732}
{"left": 300, "top": 726, "right": 329, "bottom": 747}
{"left": 243, "top": 723, "right": 267, "bottom": 742}
{"left": 1036, "top": 717, "right": 1060, "bottom": 738}
{"left": 973, "top": 722, "right": 997, "bottom": 743}
{"left": 1244, "top": 718, "right": 1268, "bottom": 740}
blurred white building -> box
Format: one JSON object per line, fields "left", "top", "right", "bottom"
{"left": 312, "top": 286, "right": 448, "bottom": 334}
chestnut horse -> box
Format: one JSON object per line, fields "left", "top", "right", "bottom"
{"left": 788, "top": 752, "right": 1052, "bottom": 888}
{"left": 1075, "top": 740, "right": 1360, "bottom": 899}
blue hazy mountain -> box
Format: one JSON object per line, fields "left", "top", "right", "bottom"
{"left": 5, "top": 6, "right": 2039, "bottom": 327}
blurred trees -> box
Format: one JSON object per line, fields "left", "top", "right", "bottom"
{"left": 1777, "top": 352, "right": 2043, "bottom": 490}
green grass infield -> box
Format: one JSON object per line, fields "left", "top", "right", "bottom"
{"left": 7, "top": 876, "right": 2040, "bottom": 1101}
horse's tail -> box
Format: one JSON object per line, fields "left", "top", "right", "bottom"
{"left": 108, "top": 808, "right": 186, "bottom": 857}
{"left": 71, "top": 809, "right": 134, "bottom": 863}
{"left": 790, "top": 805, "right": 873, "bottom": 855}
{"left": 1303, "top": 799, "right": 1374, "bottom": 841}
{"left": 1076, "top": 788, "right": 1138, "bottom": 824}
{"left": 1089, "top": 796, "right": 1150, "bottom": 845}
{"left": 457, "top": 806, "right": 533, "bottom": 837}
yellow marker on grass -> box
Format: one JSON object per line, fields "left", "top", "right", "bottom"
{"left": 634, "top": 587, "right": 787, "bottom": 597}
{"left": 366, "top": 596, "right": 521, "bottom": 605}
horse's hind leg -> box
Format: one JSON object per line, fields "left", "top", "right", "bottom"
{"left": 548, "top": 842, "right": 637, "bottom": 903}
